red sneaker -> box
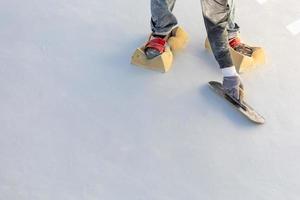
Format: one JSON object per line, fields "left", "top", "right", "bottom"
{"left": 144, "top": 35, "right": 168, "bottom": 59}
{"left": 229, "top": 37, "right": 253, "bottom": 57}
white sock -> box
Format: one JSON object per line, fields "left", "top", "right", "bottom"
{"left": 222, "top": 66, "right": 239, "bottom": 77}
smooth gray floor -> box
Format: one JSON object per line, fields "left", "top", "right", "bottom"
{"left": 1, "top": 0, "right": 300, "bottom": 199}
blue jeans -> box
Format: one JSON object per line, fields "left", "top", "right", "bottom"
{"left": 150, "top": 0, "right": 239, "bottom": 69}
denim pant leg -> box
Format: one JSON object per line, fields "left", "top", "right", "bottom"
{"left": 227, "top": 0, "right": 240, "bottom": 39}
{"left": 151, "top": 0, "right": 178, "bottom": 35}
{"left": 201, "top": 0, "right": 233, "bottom": 69}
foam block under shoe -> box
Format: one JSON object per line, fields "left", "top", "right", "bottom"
{"left": 131, "top": 46, "right": 173, "bottom": 73}
{"left": 131, "top": 26, "right": 189, "bottom": 73}
{"left": 167, "top": 27, "right": 189, "bottom": 52}
{"left": 204, "top": 38, "right": 266, "bottom": 73}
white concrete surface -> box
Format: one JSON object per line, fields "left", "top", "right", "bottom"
{"left": 0, "top": 0, "right": 300, "bottom": 199}
{"left": 287, "top": 19, "right": 300, "bottom": 35}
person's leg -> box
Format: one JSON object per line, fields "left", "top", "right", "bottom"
{"left": 146, "top": 0, "right": 178, "bottom": 59}
{"left": 201, "top": 0, "right": 233, "bottom": 69}
{"left": 151, "top": 0, "right": 178, "bottom": 35}
{"left": 226, "top": 0, "right": 253, "bottom": 56}
{"left": 227, "top": 0, "right": 240, "bottom": 40}
{"left": 201, "top": 0, "right": 243, "bottom": 100}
